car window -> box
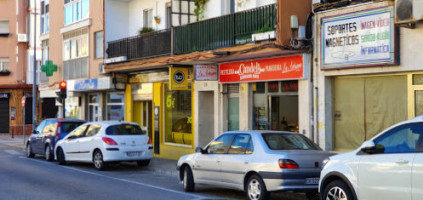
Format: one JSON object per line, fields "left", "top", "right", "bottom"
{"left": 85, "top": 125, "right": 101, "bottom": 137}
{"left": 246, "top": 137, "right": 254, "bottom": 154}
{"left": 374, "top": 123, "right": 423, "bottom": 153}
{"left": 228, "top": 134, "right": 251, "bottom": 154}
{"left": 70, "top": 125, "right": 89, "bottom": 138}
{"left": 36, "top": 121, "right": 46, "bottom": 133}
{"left": 262, "top": 133, "right": 321, "bottom": 150}
{"left": 61, "top": 122, "right": 85, "bottom": 134}
{"left": 106, "top": 124, "right": 144, "bottom": 135}
{"left": 42, "top": 120, "right": 58, "bottom": 136}
{"left": 207, "top": 134, "right": 234, "bottom": 154}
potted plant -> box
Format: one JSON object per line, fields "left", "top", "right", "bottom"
{"left": 251, "top": 24, "right": 276, "bottom": 42}
{"left": 138, "top": 27, "right": 155, "bottom": 35}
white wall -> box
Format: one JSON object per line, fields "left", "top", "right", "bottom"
{"left": 105, "top": 0, "right": 129, "bottom": 43}
{"left": 128, "top": 0, "right": 170, "bottom": 36}
{"left": 236, "top": 0, "right": 275, "bottom": 12}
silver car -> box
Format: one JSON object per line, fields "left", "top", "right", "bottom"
{"left": 177, "top": 131, "right": 334, "bottom": 200}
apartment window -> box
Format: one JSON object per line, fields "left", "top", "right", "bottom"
{"left": 94, "top": 31, "right": 103, "bottom": 58}
{"left": 40, "top": 40, "right": 49, "bottom": 83}
{"left": 143, "top": 9, "right": 153, "bottom": 28}
{"left": 64, "top": 0, "right": 89, "bottom": 25}
{"left": 41, "top": 0, "right": 50, "bottom": 34}
{"left": 63, "top": 35, "right": 88, "bottom": 61}
{"left": 0, "top": 58, "right": 10, "bottom": 71}
{"left": 0, "top": 20, "right": 10, "bottom": 36}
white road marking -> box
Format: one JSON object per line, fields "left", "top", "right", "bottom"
{"left": 5, "top": 150, "right": 20, "bottom": 155}
{"left": 21, "top": 157, "right": 210, "bottom": 199}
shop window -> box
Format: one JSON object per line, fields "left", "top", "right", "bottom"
{"left": 253, "top": 83, "right": 266, "bottom": 130}
{"left": 268, "top": 81, "right": 279, "bottom": 93}
{"left": 164, "top": 83, "right": 192, "bottom": 146}
{"left": 282, "top": 80, "right": 298, "bottom": 92}
{"left": 107, "top": 93, "right": 124, "bottom": 121}
{"left": 228, "top": 84, "right": 239, "bottom": 131}
{"left": 65, "top": 97, "right": 81, "bottom": 119}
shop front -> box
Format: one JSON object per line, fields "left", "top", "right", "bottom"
{"left": 218, "top": 54, "right": 312, "bottom": 137}
{"left": 314, "top": 3, "right": 423, "bottom": 151}
{"left": 127, "top": 67, "right": 195, "bottom": 160}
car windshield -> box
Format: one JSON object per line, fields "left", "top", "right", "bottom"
{"left": 61, "top": 122, "right": 85, "bottom": 134}
{"left": 106, "top": 124, "right": 144, "bottom": 135}
{"left": 262, "top": 133, "right": 321, "bottom": 150}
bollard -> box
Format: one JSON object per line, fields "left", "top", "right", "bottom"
{"left": 11, "top": 128, "right": 14, "bottom": 139}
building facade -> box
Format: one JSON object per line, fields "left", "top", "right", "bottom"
{"left": 0, "top": 0, "right": 40, "bottom": 135}
{"left": 313, "top": 0, "right": 423, "bottom": 151}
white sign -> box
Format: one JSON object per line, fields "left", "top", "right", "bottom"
{"left": 321, "top": 7, "right": 396, "bottom": 69}
{"left": 195, "top": 65, "right": 218, "bottom": 81}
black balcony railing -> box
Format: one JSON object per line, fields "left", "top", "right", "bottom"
{"left": 173, "top": 4, "right": 276, "bottom": 55}
{"left": 107, "top": 29, "right": 171, "bottom": 61}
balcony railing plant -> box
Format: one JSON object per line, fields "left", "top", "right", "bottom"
{"left": 107, "top": 29, "right": 171, "bottom": 61}
{"left": 173, "top": 4, "right": 276, "bottom": 54}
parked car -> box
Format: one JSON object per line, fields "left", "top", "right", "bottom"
{"left": 177, "top": 131, "right": 334, "bottom": 200}
{"left": 26, "top": 118, "right": 86, "bottom": 161}
{"left": 54, "top": 121, "right": 153, "bottom": 170}
{"left": 319, "top": 116, "right": 423, "bottom": 200}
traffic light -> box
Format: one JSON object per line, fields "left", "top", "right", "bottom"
{"left": 59, "top": 81, "right": 67, "bottom": 98}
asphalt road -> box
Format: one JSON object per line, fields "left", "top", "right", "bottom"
{"left": 0, "top": 144, "right": 307, "bottom": 200}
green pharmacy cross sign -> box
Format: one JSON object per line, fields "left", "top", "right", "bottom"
{"left": 41, "top": 60, "right": 57, "bottom": 77}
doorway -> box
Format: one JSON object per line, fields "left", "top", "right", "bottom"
{"left": 198, "top": 91, "right": 214, "bottom": 148}
{"left": 133, "top": 101, "right": 152, "bottom": 139}
{"left": 88, "top": 94, "right": 100, "bottom": 121}
{"left": 268, "top": 95, "right": 299, "bottom": 132}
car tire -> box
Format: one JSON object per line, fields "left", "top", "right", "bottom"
{"left": 45, "top": 145, "right": 53, "bottom": 161}
{"left": 246, "top": 174, "right": 269, "bottom": 200}
{"left": 322, "top": 180, "right": 355, "bottom": 200}
{"left": 57, "top": 147, "right": 67, "bottom": 165}
{"left": 26, "top": 143, "right": 34, "bottom": 158}
{"left": 183, "top": 166, "right": 195, "bottom": 192}
{"left": 93, "top": 150, "right": 107, "bottom": 171}
{"left": 305, "top": 191, "right": 319, "bottom": 200}
{"left": 137, "top": 160, "right": 150, "bottom": 167}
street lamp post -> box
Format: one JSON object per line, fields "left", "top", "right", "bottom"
{"left": 32, "top": 0, "right": 37, "bottom": 133}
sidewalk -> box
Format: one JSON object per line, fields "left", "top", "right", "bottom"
{"left": 0, "top": 134, "right": 178, "bottom": 177}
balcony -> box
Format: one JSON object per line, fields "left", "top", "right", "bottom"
{"left": 173, "top": 4, "right": 276, "bottom": 55}
{"left": 106, "top": 29, "right": 171, "bottom": 61}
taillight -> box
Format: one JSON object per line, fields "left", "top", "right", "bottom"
{"left": 147, "top": 138, "right": 152, "bottom": 144}
{"left": 102, "top": 137, "right": 118, "bottom": 145}
{"left": 56, "top": 122, "right": 61, "bottom": 137}
{"left": 279, "top": 159, "right": 299, "bottom": 169}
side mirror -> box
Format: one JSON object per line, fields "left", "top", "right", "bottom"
{"left": 195, "top": 147, "right": 207, "bottom": 154}
{"left": 360, "top": 141, "right": 378, "bottom": 154}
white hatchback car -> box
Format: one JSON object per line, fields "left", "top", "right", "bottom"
{"left": 54, "top": 121, "right": 153, "bottom": 170}
{"left": 319, "top": 116, "right": 423, "bottom": 200}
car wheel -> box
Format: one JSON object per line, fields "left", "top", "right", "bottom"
{"left": 305, "top": 191, "right": 319, "bottom": 200}
{"left": 93, "top": 150, "right": 106, "bottom": 171}
{"left": 26, "top": 143, "right": 34, "bottom": 158}
{"left": 246, "top": 174, "right": 269, "bottom": 200}
{"left": 44, "top": 145, "right": 53, "bottom": 161}
{"left": 323, "top": 180, "right": 355, "bottom": 200}
{"left": 183, "top": 166, "right": 195, "bottom": 192}
{"left": 57, "top": 147, "right": 67, "bottom": 165}
{"left": 137, "top": 160, "right": 150, "bottom": 167}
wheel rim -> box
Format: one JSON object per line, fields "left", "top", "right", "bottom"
{"left": 45, "top": 146, "right": 50, "bottom": 159}
{"left": 94, "top": 152, "right": 102, "bottom": 168}
{"left": 248, "top": 179, "right": 261, "bottom": 200}
{"left": 326, "top": 186, "right": 348, "bottom": 200}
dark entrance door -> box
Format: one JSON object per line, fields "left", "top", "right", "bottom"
{"left": 0, "top": 98, "right": 10, "bottom": 133}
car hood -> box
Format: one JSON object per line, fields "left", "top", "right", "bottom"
{"left": 177, "top": 152, "right": 200, "bottom": 166}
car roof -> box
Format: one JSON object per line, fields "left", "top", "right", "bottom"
{"left": 44, "top": 118, "right": 86, "bottom": 122}
{"left": 84, "top": 121, "right": 138, "bottom": 126}
{"left": 223, "top": 130, "right": 298, "bottom": 135}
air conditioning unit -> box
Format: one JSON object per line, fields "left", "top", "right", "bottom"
{"left": 17, "top": 33, "right": 28, "bottom": 43}
{"left": 395, "top": 0, "right": 423, "bottom": 24}
{"left": 99, "top": 62, "right": 107, "bottom": 74}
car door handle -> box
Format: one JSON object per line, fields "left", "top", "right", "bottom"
{"left": 395, "top": 159, "right": 409, "bottom": 165}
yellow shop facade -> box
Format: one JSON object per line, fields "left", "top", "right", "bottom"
{"left": 124, "top": 67, "right": 195, "bottom": 160}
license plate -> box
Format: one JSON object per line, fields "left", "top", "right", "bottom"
{"left": 305, "top": 178, "right": 319, "bottom": 185}
{"left": 126, "top": 151, "right": 142, "bottom": 157}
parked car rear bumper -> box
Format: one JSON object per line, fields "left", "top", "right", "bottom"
{"left": 259, "top": 170, "right": 320, "bottom": 192}
{"left": 103, "top": 147, "right": 153, "bottom": 162}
